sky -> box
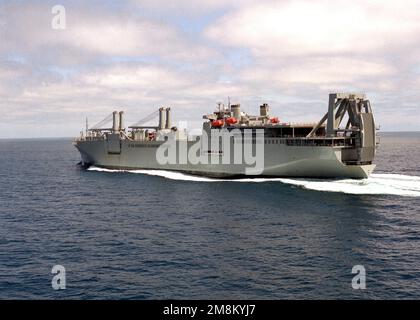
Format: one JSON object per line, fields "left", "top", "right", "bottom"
{"left": 1, "top": 0, "right": 420, "bottom": 138}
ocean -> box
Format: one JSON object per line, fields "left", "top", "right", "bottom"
{"left": 0, "top": 132, "right": 419, "bottom": 299}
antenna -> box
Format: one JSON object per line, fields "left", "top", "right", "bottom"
{"left": 217, "top": 102, "right": 222, "bottom": 113}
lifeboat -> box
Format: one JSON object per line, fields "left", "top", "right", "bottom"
{"left": 225, "top": 117, "right": 237, "bottom": 125}
{"left": 270, "top": 117, "right": 280, "bottom": 124}
{"left": 211, "top": 119, "right": 224, "bottom": 127}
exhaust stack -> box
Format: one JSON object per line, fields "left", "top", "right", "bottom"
{"left": 158, "top": 107, "right": 165, "bottom": 130}
{"left": 260, "top": 103, "right": 270, "bottom": 117}
{"left": 119, "top": 111, "right": 124, "bottom": 131}
{"left": 231, "top": 104, "right": 241, "bottom": 121}
{"left": 112, "top": 111, "right": 119, "bottom": 133}
{"left": 165, "top": 108, "right": 171, "bottom": 129}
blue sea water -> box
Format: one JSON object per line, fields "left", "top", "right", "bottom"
{"left": 0, "top": 132, "right": 419, "bottom": 299}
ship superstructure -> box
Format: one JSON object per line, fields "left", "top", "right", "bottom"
{"left": 74, "top": 93, "right": 378, "bottom": 178}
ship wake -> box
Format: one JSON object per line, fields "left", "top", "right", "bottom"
{"left": 87, "top": 167, "right": 420, "bottom": 197}
{"left": 278, "top": 174, "right": 420, "bottom": 197}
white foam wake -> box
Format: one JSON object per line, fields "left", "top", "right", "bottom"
{"left": 277, "top": 174, "right": 420, "bottom": 197}
{"left": 87, "top": 167, "right": 420, "bottom": 197}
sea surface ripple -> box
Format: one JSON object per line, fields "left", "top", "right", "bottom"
{"left": 1, "top": 132, "right": 420, "bottom": 299}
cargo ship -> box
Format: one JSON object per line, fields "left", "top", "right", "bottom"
{"left": 74, "top": 93, "right": 378, "bottom": 178}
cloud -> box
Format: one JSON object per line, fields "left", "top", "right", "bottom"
{"left": 0, "top": 0, "right": 419, "bottom": 138}
{"left": 0, "top": 2, "right": 216, "bottom": 64}
{"left": 205, "top": 0, "right": 420, "bottom": 57}
{"left": 203, "top": 0, "right": 420, "bottom": 125}
{"left": 130, "top": 0, "right": 256, "bottom": 15}
{"left": 0, "top": 60, "right": 244, "bottom": 128}
{"left": 240, "top": 57, "right": 395, "bottom": 85}
{"left": 204, "top": 0, "right": 420, "bottom": 89}
{"left": 80, "top": 65, "right": 191, "bottom": 89}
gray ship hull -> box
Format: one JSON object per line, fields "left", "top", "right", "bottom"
{"left": 75, "top": 139, "right": 375, "bottom": 179}
{"left": 75, "top": 93, "right": 378, "bottom": 179}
